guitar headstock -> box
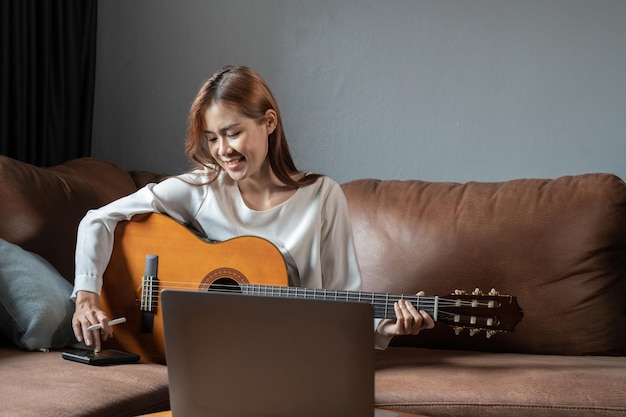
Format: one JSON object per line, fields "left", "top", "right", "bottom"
{"left": 437, "top": 288, "right": 523, "bottom": 338}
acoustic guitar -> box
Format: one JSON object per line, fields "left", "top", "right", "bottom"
{"left": 100, "top": 213, "right": 523, "bottom": 364}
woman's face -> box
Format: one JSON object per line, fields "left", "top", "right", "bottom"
{"left": 204, "top": 103, "right": 276, "bottom": 183}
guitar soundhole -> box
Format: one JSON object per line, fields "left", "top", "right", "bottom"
{"left": 199, "top": 268, "right": 248, "bottom": 293}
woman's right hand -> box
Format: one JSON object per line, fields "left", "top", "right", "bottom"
{"left": 72, "top": 291, "right": 112, "bottom": 353}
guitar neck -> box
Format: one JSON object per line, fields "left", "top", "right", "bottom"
{"left": 239, "top": 283, "right": 437, "bottom": 321}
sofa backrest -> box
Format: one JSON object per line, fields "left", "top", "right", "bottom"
{"left": 0, "top": 156, "right": 139, "bottom": 282}
{"left": 342, "top": 174, "right": 626, "bottom": 356}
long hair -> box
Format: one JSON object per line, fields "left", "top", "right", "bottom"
{"left": 185, "top": 65, "right": 320, "bottom": 187}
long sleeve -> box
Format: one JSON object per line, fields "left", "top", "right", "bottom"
{"left": 72, "top": 175, "right": 207, "bottom": 299}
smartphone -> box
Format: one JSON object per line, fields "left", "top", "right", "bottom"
{"left": 62, "top": 349, "right": 140, "bottom": 366}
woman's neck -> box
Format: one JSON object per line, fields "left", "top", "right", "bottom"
{"left": 237, "top": 169, "right": 299, "bottom": 211}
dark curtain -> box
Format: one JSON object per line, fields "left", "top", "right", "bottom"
{"left": 0, "top": 0, "right": 97, "bottom": 167}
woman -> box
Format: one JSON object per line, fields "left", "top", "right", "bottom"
{"left": 71, "top": 65, "right": 434, "bottom": 352}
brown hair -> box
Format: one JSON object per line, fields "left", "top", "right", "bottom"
{"left": 185, "top": 65, "right": 320, "bottom": 187}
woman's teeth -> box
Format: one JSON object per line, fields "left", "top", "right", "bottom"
{"left": 224, "top": 158, "right": 243, "bottom": 166}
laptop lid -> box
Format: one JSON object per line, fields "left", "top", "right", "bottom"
{"left": 161, "top": 290, "right": 375, "bottom": 417}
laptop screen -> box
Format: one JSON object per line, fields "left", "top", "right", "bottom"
{"left": 162, "top": 290, "right": 375, "bottom": 417}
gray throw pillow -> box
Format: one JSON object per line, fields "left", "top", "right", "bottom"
{"left": 0, "top": 239, "right": 76, "bottom": 350}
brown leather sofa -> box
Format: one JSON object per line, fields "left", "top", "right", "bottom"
{"left": 344, "top": 177, "right": 626, "bottom": 417}
{"left": 1, "top": 155, "right": 624, "bottom": 417}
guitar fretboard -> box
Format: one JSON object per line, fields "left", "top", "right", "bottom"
{"left": 238, "top": 283, "right": 439, "bottom": 320}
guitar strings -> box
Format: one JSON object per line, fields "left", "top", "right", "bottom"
{"left": 136, "top": 279, "right": 497, "bottom": 310}
{"left": 138, "top": 284, "right": 491, "bottom": 306}
{"left": 136, "top": 280, "right": 504, "bottom": 324}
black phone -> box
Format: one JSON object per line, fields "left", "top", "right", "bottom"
{"left": 62, "top": 349, "right": 140, "bottom": 366}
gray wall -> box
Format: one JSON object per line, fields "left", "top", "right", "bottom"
{"left": 92, "top": 0, "right": 626, "bottom": 183}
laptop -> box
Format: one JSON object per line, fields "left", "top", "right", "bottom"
{"left": 161, "top": 289, "right": 378, "bottom": 417}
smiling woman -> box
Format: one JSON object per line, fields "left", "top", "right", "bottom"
{"left": 204, "top": 104, "right": 275, "bottom": 180}
{"left": 202, "top": 102, "right": 297, "bottom": 210}
{"left": 70, "top": 65, "right": 434, "bottom": 356}
{"left": 185, "top": 65, "right": 321, "bottom": 189}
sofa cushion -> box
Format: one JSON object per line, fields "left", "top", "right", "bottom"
{"left": 375, "top": 347, "right": 626, "bottom": 417}
{"left": 342, "top": 174, "right": 626, "bottom": 355}
{"left": 0, "top": 347, "right": 169, "bottom": 417}
{"left": 0, "top": 239, "right": 78, "bottom": 350}
{"left": 0, "top": 156, "right": 138, "bottom": 281}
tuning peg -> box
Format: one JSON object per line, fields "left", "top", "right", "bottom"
{"left": 488, "top": 288, "right": 499, "bottom": 296}
{"left": 452, "top": 326, "right": 463, "bottom": 336}
{"left": 486, "top": 330, "right": 498, "bottom": 339}
{"left": 453, "top": 289, "right": 466, "bottom": 295}
{"left": 468, "top": 328, "right": 481, "bottom": 336}
{"left": 472, "top": 288, "right": 483, "bottom": 295}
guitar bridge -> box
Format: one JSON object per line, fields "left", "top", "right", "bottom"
{"left": 140, "top": 275, "right": 158, "bottom": 333}
{"left": 140, "top": 255, "right": 158, "bottom": 333}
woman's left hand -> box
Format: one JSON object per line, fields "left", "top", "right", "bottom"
{"left": 376, "top": 291, "right": 435, "bottom": 337}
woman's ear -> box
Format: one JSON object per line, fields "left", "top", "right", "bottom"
{"left": 265, "top": 109, "right": 278, "bottom": 134}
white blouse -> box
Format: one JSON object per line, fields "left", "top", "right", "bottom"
{"left": 72, "top": 171, "right": 362, "bottom": 299}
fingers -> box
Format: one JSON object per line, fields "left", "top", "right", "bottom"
{"left": 72, "top": 316, "right": 84, "bottom": 343}
{"left": 374, "top": 290, "right": 436, "bottom": 338}
{"left": 393, "top": 298, "right": 434, "bottom": 335}
{"left": 72, "top": 291, "right": 111, "bottom": 353}
{"left": 72, "top": 311, "right": 102, "bottom": 352}
{"left": 393, "top": 300, "right": 418, "bottom": 334}
{"left": 419, "top": 308, "right": 435, "bottom": 331}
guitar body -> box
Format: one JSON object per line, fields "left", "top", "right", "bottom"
{"left": 100, "top": 213, "right": 288, "bottom": 364}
